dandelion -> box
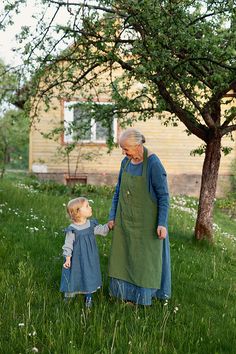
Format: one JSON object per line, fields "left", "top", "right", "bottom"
{"left": 18, "top": 323, "right": 25, "bottom": 327}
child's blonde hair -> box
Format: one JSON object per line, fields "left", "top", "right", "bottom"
{"left": 67, "top": 197, "right": 88, "bottom": 223}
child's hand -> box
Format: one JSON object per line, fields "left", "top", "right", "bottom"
{"left": 63, "top": 257, "right": 71, "bottom": 269}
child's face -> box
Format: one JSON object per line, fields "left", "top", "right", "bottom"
{"left": 78, "top": 201, "right": 92, "bottom": 219}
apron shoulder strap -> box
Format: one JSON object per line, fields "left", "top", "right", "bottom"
{"left": 142, "top": 146, "right": 148, "bottom": 176}
{"left": 123, "top": 157, "right": 131, "bottom": 171}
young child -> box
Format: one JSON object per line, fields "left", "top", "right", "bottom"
{"left": 60, "top": 197, "right": 110, "bottom": 307}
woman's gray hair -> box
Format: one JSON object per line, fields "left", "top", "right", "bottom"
{"left": 119, "top": 128, "right": 146, "bottom": 146}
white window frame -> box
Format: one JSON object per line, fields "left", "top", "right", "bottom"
{"left": 64, "top": 101, "right": 117, "bottom": 144}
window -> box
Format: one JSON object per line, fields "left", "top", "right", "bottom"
{"left": 64, "top": 101, "right": 117, "bottom": 143}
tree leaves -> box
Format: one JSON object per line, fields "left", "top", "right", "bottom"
{"left": 1, "top": 0, "right": 236, "bottom": 140}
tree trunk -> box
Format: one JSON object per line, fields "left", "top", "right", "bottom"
{"left": 194, "top": 136, "right": 221, "bottom": 242}
{"left": 0, "top": 144, "right": 8, "bottom": 179}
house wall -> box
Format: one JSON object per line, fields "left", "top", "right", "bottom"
{"left": 29, "top": 94, "right": 236, "bottom": 197}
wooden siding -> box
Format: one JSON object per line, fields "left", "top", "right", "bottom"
{"left": 29, "top": 78, "right": 236, "bottom": 197}
{"left": 30, "top": 105, "right": 236, "bottom": 176}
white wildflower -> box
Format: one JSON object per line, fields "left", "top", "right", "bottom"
{"left": 173, "top": 306, "right": 179, "bottom": 314}
{"left": 29, "top": 331, "right": 36, "bottom": 337}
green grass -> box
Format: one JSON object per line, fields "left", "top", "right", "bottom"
{"left": 0, "top": 174, "right": 236, "bottom": 354}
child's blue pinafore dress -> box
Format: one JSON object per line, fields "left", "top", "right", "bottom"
{"left": 60, "top": 219, "right": 102, "bottom": 294}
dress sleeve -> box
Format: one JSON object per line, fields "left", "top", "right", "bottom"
{"left": 62, "top": 231, "right": 75, "bottom": 257}
{"left": 149, "top": 157, "right": 169, "bottom": 228}
{"left": 94, "top": 224, "right": 110, "bottom": 236}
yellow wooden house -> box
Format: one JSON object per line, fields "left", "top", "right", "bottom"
{"left": 29, "top": 78, "right": 236, "bottom": 197}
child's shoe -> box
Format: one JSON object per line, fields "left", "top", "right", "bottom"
{"left": 85, "top": 297, "right": 92, "bottom": 308}
{"left": 84, "top": 294, "right": 92, "bottom": 308}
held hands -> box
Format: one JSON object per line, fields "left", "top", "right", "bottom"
{"left": 63, "top": 257, "right": 71, "bottom": 269}
{"left": 157, "top": 226, "right": 167, "bottom": 240}
{"left": 108, "top": 220, "right": 167, "bottom": 239}
{"left": 108, "top": 220, "right": 115, "bottom": 230}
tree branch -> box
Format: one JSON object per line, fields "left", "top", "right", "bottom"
{"left": 42, "top": 61, "right": 108, "bottom": 95}
{"left": 102, "top": 52, "right": 210, "bottom": 141}
{"left": 220, "top": 124, "right": 236, "bottom": 136}
{"left": 203, "top": 79, "right": 236, "bottom": 118}
{"left": 221, "top": 111, "right": 236, "bottom": 128}
{"left": 187, "top": 57, "right": 236, "bottom": 71}
{"left": 170, "top": 72, "right": 203, "bottom": 113}
{"left": 25, "top": 4, "right": 61, "bottom": 62}
{"left": 48, "top": 0, "right": 125, "bottom": 16}
{"left": 187, "top": 11, "right": 225, "bottom": 27}
{"left": 155, "top": 80, "right": 208, "bottom": 141}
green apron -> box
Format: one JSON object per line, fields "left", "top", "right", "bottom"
{"left": 109, "top": 147, "right": 163, "bottom": 289}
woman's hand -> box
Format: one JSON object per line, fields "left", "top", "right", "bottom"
{"left": 157, "top": 226, "right": 167, "bottom": 240}
{"left": 108, "top": 220, "right": 115, "bottom": 230}
{"left": 63, "top": 256, "right": 71, "bottom": 269}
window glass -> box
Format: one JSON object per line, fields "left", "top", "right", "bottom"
{"left": 96, "top": 121, "right": 109, "bottom": 141}
{"left": 64, "top": 101, "right": 116, "bottom": 143}
{"left": 73, "top": 106, "right": 91, "bottom": 140}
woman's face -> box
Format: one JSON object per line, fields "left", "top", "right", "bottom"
{"left": 120, "top": 140, "right": 142, "bottom": 160}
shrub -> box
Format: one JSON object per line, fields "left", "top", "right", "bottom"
{"left": 23, "top": 176, "right": 115, "bottom": 198}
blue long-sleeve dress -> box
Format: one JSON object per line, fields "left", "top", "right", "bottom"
{"left": 109, "top": 153, "right": 171, "bottom": 305}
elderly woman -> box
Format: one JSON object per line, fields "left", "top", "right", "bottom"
{"left": 108, "top": 128, "right": 171, "bottom": 305}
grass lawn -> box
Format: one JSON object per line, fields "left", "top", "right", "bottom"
{"left": 0, "top": 173, "right": 236, "bottom": 354}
